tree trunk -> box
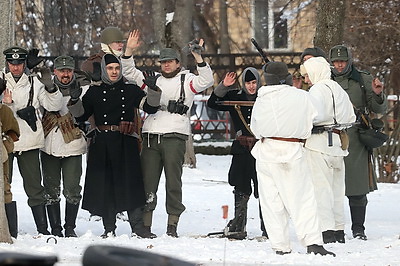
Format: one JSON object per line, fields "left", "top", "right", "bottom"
{"left": 152, "top": 0, "right": 167, "bottom": 49}
{"left": 0, "top": 0, "right": 15, "bottom": 69}
{"left": 314, "top": 0, "right": 346, "bottom": 53}
{"left": 219, "top": 0, "right": 230, "bottom": 54}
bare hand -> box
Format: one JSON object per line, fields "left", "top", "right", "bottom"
{"left": 372, "top": 78, "right": 384, "bottom": 95}
{"left": 125, "top": 29, "right": 141, "bottom": 56}
{"left": 223, "top": 72, "right": 236, "bottom": 87}
{"left": 3, "top": 88, "right": 12, "bottom": 104}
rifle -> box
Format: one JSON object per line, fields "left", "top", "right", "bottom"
{"left": 251, "top": 38, "right": 270, "bottom": 63}
{"left": 215, "top": 100, "right": 255, "bottom": 107}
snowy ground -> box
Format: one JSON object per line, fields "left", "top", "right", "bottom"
{"left": 0, "top": 153, "right": 399, "bottom": 265}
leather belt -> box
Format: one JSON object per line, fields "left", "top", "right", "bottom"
{"left": 262, "top": 137, "right": 305, "bottom": 143}
{"left": 97, "top": 125, "right": 120, "bottom": 131}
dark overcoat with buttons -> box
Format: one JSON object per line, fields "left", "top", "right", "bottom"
{"left": 76, "top": 79, "right": 157, "bottom": 216}
{"left": 207, "top": 90, "right": 258, "bottom": 197}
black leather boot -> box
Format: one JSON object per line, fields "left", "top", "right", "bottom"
{"left": 47, "top": 202, "right": 64, "bottom": 237}
{"left": 224, "top": 191, "right": 249, "bottom": 240}
{"left": 307, "top": 245, "right": 336, "bottom": 257}
{"left": 31, "top": 204, "right": 51, "bottom": 235}
{"left": 101, "top": 214, "right": 116, "bottom": 238}
{"left": 322, "top": 230, "right": 336, "bottom": 243}
{"left": 64, "top": 203, "right": 79, "bottom": 237}
{"left": 5, "top": 201, "right": 18, "bottom": 238}
{"left": 350, "top": 206, "right": 367, "bottom": 240}
{"left": 128, "top": 208, "right": 156, "bottom": 239}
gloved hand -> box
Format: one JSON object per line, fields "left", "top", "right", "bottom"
{"left": 37, "top": 67, "right": 57, "bottom": 93}
{"left": 182, "top": 39, "right": 205, "bottom": 55}
{"left": 74, "top": 70, "right": 91, "bottom": 87}
{"left": 69, "top": 81, "right": 82, "bottom": 101}
{"left": 26, "top": 48, "right": 43, "bottom": 70}
{"left": 0, "top": 75, "right": 6, "bottom": 94}
{"left": 142, "top": 70, "right": 160, "bottom": 91}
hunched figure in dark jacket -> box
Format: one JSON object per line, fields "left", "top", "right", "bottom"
{"left": 68, "top": 54, "right": 161, "bottom": 238}
{"left": 207, "top": 67, "right": 267, "bottom": 239}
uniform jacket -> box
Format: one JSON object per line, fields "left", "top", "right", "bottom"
{"left": 333, "top": 65, "right": 387, "bottom": 195}
{"left": 304, "top": 57, "right": 356, "bottom": 156}
{"left": 142, "top": 64, "right": 214, "bottom": 136}
{"left": 2, "top": 72, "right": 63, "bottom": 152}
{"left": 41, "top": 85, "right": 87, "bottom": 157}
{"left": 251, "top": 84, "right": 317, "bottom": 163}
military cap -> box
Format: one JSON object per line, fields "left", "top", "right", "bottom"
{"left": 300, "top": 47, "right": 327, "bottom": 62}
{"left": 3, "top": 46, "right": 28, "bottom": 64}
{"left": 158, "top": 48, "right": 180, "bottom": 62}
{"left": 100, "top": 27, "right": 125, "bottom": 44}
{"left": 263, "top": 62, "right": 293, "bottom": 86}
{"left": 54, "top": 55, "right": 75, "bottom": 70}
{"left": 329, "top": 45, "right": 350, "bottom": 62}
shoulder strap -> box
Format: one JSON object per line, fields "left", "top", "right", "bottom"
{"left": 27, "top": 76, "right": 34, "bottom": 107}
{"left": 179, "top": 74, "right": 186, "bottom": 101}
{"left": 324, "top": 84, "right": 338, "bottom": 124}
{"left": 234, "top": 104, "right": 254, "bottom": 137}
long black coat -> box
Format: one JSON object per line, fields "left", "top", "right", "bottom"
{"left": 207, "top": 90, "right": 258, "bottom": 197}
{"left": 76, "top": 80, "right": 158, "bottom": 216}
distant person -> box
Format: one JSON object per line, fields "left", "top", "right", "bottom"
{"left": 68, "top": 54, "right": 161, "bottom": 238}
{"left": 2, "top": 46, "right": 63, "bottom": 235}
{"left": 40, "top": 55, "right": 89, "bottom": 237}
{"left": 207, "top": 68, "right": 267, "bottom": 239}
{"left": 250, "top": 62, "right": 335, "bottom": 256}
{"left": 329, "top": 45, "right": 387, "bottom": 240}
{"left": 303, "top": 57, "right": 356, "bottom": 243}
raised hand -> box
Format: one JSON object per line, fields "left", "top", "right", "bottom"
{"left": 223, "top": 72, "right": 237, "bottom": 87}
{"left": 38, "top": 67, "right": 57, "bottom": 93}
{"left": 3, "top": 88, "right": 13, "bottom": 104}
{"left": 372, "top": 78, "right": 384, "bottom": 95}
{"left": 125, "top": 29, "right": 142, "bottom": 57}
{"left": 142, "top": 70, "right": 160, "bottom": 91}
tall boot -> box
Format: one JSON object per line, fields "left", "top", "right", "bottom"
{"left": 31, "top": 204, "right": 50, "bottom": 235}
{"left": 225, "top": 191, "right": 249, "bottom": 240}
{"left": 5, "top": 201, "right": 18, "bottom": 238}
{"left": 350, "top": 206, "right": 367, "bottom": 240}
{"left": 64, "top": 202, "right": 79, "bottom": 237}
{"left": 128, "top": 207, "right": 156, "bottom": 239}
{"left": 101, "top": 212, "right": 116, "bottom": 238}
{"left": 166, "top": 214, "right": 179, "bottom": 238}
{"left": 259, "top": 203, "right": 268, "bottom": 238}
{"left": 47, "top": 202, "right": 64, "bottom": 237}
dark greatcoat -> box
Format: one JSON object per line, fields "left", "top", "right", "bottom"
{"left": 333, "top": 66, "right": 387, "bottom": 196}
{"left": 76, "top": 79, "right": 158, "bottom": 216}
{"left": 207, "top": 90, "right": 258, "bottom": 197}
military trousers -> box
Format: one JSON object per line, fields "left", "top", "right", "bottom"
{"left": 141, "top": 133, "right": 187, "bottom": 218}
{"left": 40, "top": 151, "right": 83, "bottom": 205}
{"left": 9, "top": 149, "right": 48, "bottom": 207}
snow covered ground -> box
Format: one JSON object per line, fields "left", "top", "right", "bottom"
{"left": 0, "top": 153, "right": 399, "bottom": 265}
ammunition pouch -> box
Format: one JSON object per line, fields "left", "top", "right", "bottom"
{"left": 17, "top": 106, "right": 37, "bottom": 132}
{"left": 167, "top": 100, "right": 189, "bottom": 115}
{"left": 42, "top": 111, "right": 82, "bottom": 143}
{"left": 357, "top": 115, "right": 388, "bottom": 150}
{"left": 236, "top": 135, "right": 257, "bottom": 151}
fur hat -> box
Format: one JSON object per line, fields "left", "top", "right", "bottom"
{"left": 263, "top": 62, "right": 293, "bottom": 86}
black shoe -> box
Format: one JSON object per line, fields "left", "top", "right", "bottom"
{"left": 226, "top": 231, "right": 247, "bottom": 240}
{"left": 52, "top": 228, "right": 64, "bottom": 237}
{"left": 334, "top": 230, "right": 345, "bottom": 243}
{"left": 322, "top": 230, "right": 336, "bottom": 244}
{"left": 166, "top": 225, "right": 178, "bottom": 238}
{"left": 307, "top": 245, "right": 336, "bottom": 257}
{"left": 100, "top": 230, "right": 116, "bottom": 239}
{"left": 65, "top": 227, "right": 78, "bottom": 238}
{"left": 353, "top": 231, "right": 367, "bottom": 240}
{"left": 276, "top": 250, "right": 291, "bottom": 255}
{"left": 132, "top": 226, "right": 157, "bottom": 239}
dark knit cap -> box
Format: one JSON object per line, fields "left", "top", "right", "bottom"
{"left": 300, "top": 47, "right": 327, "bottom": 62}
{"left": 104, "top": 54, "right": 119, "bottom": 65}
{"left": 244, "top": 71, "right": 256, "bottom": 82}
{"left": 263, "top": 62, "right": 293, "bottom": 86}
